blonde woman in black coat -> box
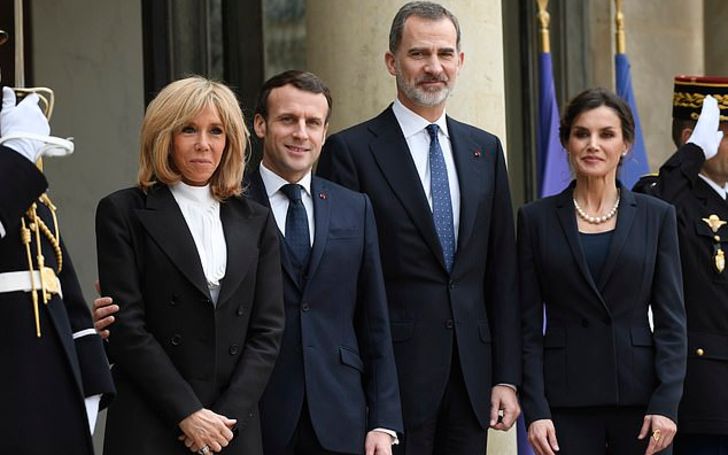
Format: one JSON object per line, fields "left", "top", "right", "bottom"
{"left": 96, "top": 77, "right": 284, "bottom": 455}
{"left": 520, "top": 88, "right": 687, "bottom": 455}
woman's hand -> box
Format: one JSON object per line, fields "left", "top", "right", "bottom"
{"left": 178, "top": 408, "right": 236, "bottom": 453}
{"left": 528, "top": 419, "right": 560, "bottom": 455}
{"left": 638, "top": 414, "right": 676, "bottom": 455}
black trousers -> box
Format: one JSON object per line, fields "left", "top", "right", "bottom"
{"left": 551, "top": 406, "right": 665, "bottom": 455}
{"left": 394, "top": 348, "right": 486, "bottom": 455}
{"left": 264, "top": 398, "right": 349, "bottom": 455}
{"left": 674, "top": 433, "right": 728, "bottom": 455}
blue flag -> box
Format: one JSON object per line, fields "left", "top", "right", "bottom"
{"left": 538, "top": 52, "right": 570, "bottom": 197}
{"left": 615, "top": 53, "right": 649, "bottom": 188}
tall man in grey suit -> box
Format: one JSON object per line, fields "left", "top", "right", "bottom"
{"left": 317, "top": 2, "right": 520, "bottom": 454}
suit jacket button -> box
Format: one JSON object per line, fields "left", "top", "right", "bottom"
{"left": 446, "top": 319, "right": 454, "bottom": 329}
{"left": 171, "top": 334, "right": 182, "bottom": 346}
{"left": 170, "top": 295, "right": 178, "bottom": 306}
{"left": 237, "top": 306, "right": 245, "bottom": 316}
{"left": 229, "top": 344, "right": 240, "bottom": 355}
{"left": 696, "top": 348, "right": 705, "bottom": 356}
{"left": 448, "top": 280, "right": 455, "bottom": 289}
{"left": 301, "top": 303, "right": 310, "bottom": 312}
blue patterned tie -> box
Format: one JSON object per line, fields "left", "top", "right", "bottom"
{"left": 426, "top": 124, "right": 455, "bottom": 272}
{"left": 280, "top": 183, "right": 311, "bottom": 267}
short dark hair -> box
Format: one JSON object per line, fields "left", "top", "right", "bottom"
{"left": 255, "top": 70, "right": 333, "bottom": 122}
{"left": 389, "top": 1, "right": 461, "bottom": 53}
{"left": 671, "top": 118, "right": 696, "bottom": 148}
{"left": 559, "top": 87, "right": 635, "bottom": 146}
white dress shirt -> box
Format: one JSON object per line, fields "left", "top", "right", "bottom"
{"left": 391, "top": 98, "right": 461, "bottom": 243}
{"left": 699, "top": 173, "right": 728, "bottom": 200}
{"left": 259, "top": 162, "right": 315, "bottom": 245}
{"left": 170, "top": 182, "right": 227, "bottom": 304}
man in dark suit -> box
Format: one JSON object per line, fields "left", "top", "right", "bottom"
{"left": 634, "top": 76, "right": 728, "bottom": 455}
{"left": 316, "top": 2, "right": 520, "bottom": 453}
{"left": 94, "top": 70, "right": 403, "bottom": 455}
{"left": 1, "top": 87, "right": 115, "bottom": 454}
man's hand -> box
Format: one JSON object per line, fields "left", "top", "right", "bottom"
{"left": 638, "top": 414, "right": 677, "bottom": 455}
{"left": 93, "top": 280, "right": 118, "bottom": 340}
{"left": 364, "top": 430, "right": 394, "bottom": 455}
{"left": 489, "top": 384, "right": 520, "bottom": 430}
{"left": 688, "top": 94, "right": 724, "bottom": 160}
{"left": 178, "top": 409, "right": 236, "bottom": 453}
{"left": 528, "top": 419, "right": 559, "bottom": 455}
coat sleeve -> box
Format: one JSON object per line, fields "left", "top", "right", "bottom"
{"left": 96, "top": 194, "right": 204, "bottom": 426}
{"left": 212, "top": 211, "right": 285, "bottom": 424}
{"left": 517, "top": 206, "right": 551, "bottom": 424}
{"left": 355, "top": 194, "right": 404, "bottom": 434}
{"left": 0, "top": 147, "right": 47, "bottom": 237}
{"left": 647, "top": 204, "right": 687, "bottom": 421}
{"left": 317, "top": 132, "right": 362, "bottom": 191}
{"left": 650, "top": 143, "right": 705, "bottom": 202}
{"left": 485, "top": 138, "right": 521, "bottom": 388}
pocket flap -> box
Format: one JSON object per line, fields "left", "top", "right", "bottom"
{"left": 390, "top": 321, "right": 414, "bottom": 342}
{"left": 630, "top": 327, "right": 654, "bottom": 347}
{"left": 339, "top": 346, "right": 364, "bottom": 372}
{"left": 544, "top": 328, "right": 566, "bottom": 348}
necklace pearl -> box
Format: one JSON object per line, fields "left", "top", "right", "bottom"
{"left": 573, "top": 190, "right": 620, "bottom": 224}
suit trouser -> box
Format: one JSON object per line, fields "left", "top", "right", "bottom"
{"left": 394, "top": 345, "right": 486, "bottom": 455}
{"left": 264, "top": 398, "right": 349, "bottom": 455}
{"left": 674, "top": 434, "right": 728, "bottom": 455}
{"left": 550, "top": 406, "right": 663, "bottom": 455}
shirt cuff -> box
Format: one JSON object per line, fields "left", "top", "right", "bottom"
{"left": 371, "top": 428, "right": 399, "bottom": 445}
{"left": 0, "top": 220, "right": 5, "bottom": 239}
{"left": 496, "top": 383, "right": 518, "bottom": 392}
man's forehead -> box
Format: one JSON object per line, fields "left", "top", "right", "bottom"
{"left": 268, "top": 85, "right": 328, "bottom": 114}
{"left": 400, "top": 16, "right": 458, "bottom": 46}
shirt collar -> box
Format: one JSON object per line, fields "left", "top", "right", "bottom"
{"left": 169, "top": 181, "right": 215, "bottom": 206}
{"left": 391, "top": 97, "right": 450, "bottom": 140}
{"left": 699, "top": 173, "right": 728, "bottom": 199}
{"left": 259, "top": 161, "right": 312, "bottom": 198}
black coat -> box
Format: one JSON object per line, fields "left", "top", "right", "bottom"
{"left": 518, "top": 184, "right": 687, "bottom": 425}
{"left": 96, "top": 184, "right": 284, "bottom": 455}
{"left": 247, "top": 171, "right": 403, "bottom": 454}
{"left": 317, "top": 107, "right": 521, "bottom": 430}
{"left": 0, "top": 148, "right": 114, "bottom": 454}
{"left": 636, "top": 143, "right": 728, "bottom": 435}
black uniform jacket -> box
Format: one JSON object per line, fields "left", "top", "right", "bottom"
{"left": 519, "top": 183, "right": 687, "bottom": 425}
{"left": 317, "top": 106, "right": 521, "bottom": 430}
{"left": 0, "top": 148, "right": 114, "bottom": 454}
{"left": 96, "top": 184, "right": 284, "bottom": 454}
{"left": 637, "top": 143, "right": 728, "bottom": 434}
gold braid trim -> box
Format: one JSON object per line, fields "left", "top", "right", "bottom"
{"left": 26, "top": 193, "right": 62, "bottom": 273}
{"left": 673, "top": 92, "right": 728, "bottom": 120}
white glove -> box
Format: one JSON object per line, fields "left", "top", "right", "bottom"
{"left": 0, "top": 87, "right": 74, "bottom": 162}
{"left": 688, "top": 94, "right": 724, "bottom": 160}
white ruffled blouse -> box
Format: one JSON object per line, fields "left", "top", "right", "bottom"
{"left": 170, "top": 182, "right": 227, "bottom": 305}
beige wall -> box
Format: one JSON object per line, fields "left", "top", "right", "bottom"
{"left": 31, "top": 0, "right": 144, "bottom": 304}
{"left": 704, "top": 0, "right": 728, "bottom": 76}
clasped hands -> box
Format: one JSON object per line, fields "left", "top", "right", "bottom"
{"left": 178, "top": 408, "right": 237, "bottom": 454}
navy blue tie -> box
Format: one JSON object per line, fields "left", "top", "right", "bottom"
{"left": 280, "top": 183, "right": 311, "bottom": 267}
{"left": 426, "top": 124, "right": 455, "bottom": 272}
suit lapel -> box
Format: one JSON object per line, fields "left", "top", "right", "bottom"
{"left": 247, "top": 169, "right": 301, "bottom": 290}
{"left": 554, "top": 186, "right": 607, "bottom": 310}
{"left": 448, "top": 117, "right": 485, "bottom": 259}
{"left": 368, "top": 107, "right": 448, "bottom": 271}
{"left": 216, "top": 198, "right": 256, "bottom": 307}
{"left": 136, "top": 185, "right": 211, "bottom": 299}
{"left": 306, "top": 177, "right": 330, "bottom": 285}
{"left": 597, "top": 186, "right": 638, "bottom": 289}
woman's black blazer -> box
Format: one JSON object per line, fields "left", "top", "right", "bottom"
{"left": 96, "top": 184, "right": 284, "bottom": 455}
{"left": 518, "top": 183, "right": 687, "bottom": 425}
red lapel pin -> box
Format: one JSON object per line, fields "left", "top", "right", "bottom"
{"left": 473, "top": 150, "right": 481, "bottom": 158}
{"left": 319, "top": 192, "right": 327, "bottom": 200}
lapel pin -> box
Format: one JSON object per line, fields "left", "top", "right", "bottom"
{"left": 319, "top": 192, "right": 327, "bottom": 200}
{"left": 473, "top": 150, "right": 481, "bottom": 158}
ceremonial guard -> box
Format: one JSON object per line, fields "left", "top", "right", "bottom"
{"left": 0, "top": 87, "right": 115, "bottom": 454}
{"left": 635, "top": 76, "right": 728, "bottom": 454}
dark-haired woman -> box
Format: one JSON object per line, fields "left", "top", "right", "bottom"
{"left": 520, "top": 88, "right": 687, "bottom": 455}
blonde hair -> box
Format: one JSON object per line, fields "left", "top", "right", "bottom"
{"left": 138, "top": 76, "right": 248, "bottom": 200}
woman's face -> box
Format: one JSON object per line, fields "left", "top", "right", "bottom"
{"left": 171, "top": 104, "right": 226, "bottom": 186}
{"left": 566, "top": 105, "right": 629, "bottom": 181}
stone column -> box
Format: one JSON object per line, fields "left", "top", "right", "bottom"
{"left": 704, "top": 0, "right": 728, "bottom": 76}
{"left": 306, "top": 3, "right": 515, "bottom": 453}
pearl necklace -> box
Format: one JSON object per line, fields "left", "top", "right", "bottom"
{"left": 573, "top": 190, "right": 620, "bottom": 224}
